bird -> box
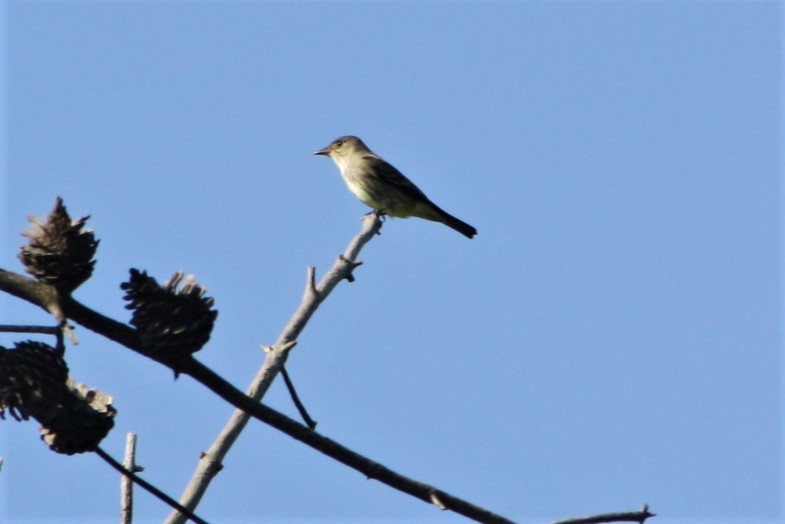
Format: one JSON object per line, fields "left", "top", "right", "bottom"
{"left": 314, "top": 136, "right": 477, "bottom": 239}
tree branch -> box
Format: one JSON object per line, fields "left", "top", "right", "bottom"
{"left": 0, "top": 324, "right": 64, "bottom": 352}
{"left": 121, "top": 433, "right": 139, "bottom": 524}
{"left": 0, "top": 324, "right": 61, "bottom": 335}
{"left": 279, "top": 361, "right": 317, "bottom": 429}
{"left": 166, "top": 212, "right": 382, "bottom": 522}
{"left": 553, "top": 505, "right": 656, "bottom": 524}
{"left": 178, "top": 357, "right": 514, "bottom": 523}
{"left": 2, "top": 215, "right": 515, "bottom": 523}
{"left": 95, "top": 446, "right": 209, "bottom": 524}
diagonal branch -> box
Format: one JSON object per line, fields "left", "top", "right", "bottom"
{"left": 166, "top": 213, "right": 381, "bottom": 522}
{"left": 177, "top": 357, "right": 514, "bottom": 524}
{"left": 2, "top": 215, "right": 515, "bottom": 522}
{"left": 95, "top": 446, "right": 209, "bottom": 524}
{"left": 279, "top": 361, "right": 317, "bottom": 428}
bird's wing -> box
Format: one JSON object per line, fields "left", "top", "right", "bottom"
{"left": 362, "top": 155, "right": 431, "bottom": 201}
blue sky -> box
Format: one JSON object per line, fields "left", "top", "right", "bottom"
{"left": 0, "top": 1, "right": 781, "bottom": 523}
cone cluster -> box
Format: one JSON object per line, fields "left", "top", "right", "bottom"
{"left": 0, "top": 341, "right": 115, "bottom": 454}
{"left": 18, "top": 197, "right": 98, "bottom": 293}
{"left": 121, "top": 269, "right": 217, "bottom": 366}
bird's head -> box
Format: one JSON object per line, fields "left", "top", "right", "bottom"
{"left": 314, "top": 136, "right": 370, "bottom": 161}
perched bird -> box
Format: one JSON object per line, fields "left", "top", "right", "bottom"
{"left": 315, "top": 136, "right": 477, "bottom": 239}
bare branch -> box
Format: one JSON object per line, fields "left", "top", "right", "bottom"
{"left": 0, "top": 324, "right": 61, "bottom": 335}
{"left": 176, "top": 357, "right": 516, "bottom": 524}
{"left": 166, "top": 212, "right": 382, "bottom": 522}
{"left": 280, "top": 365, "right": 317, "bottom": 429}
{"left": 0, "top": 269, "right": 61, "bottom": 316}
{"left": 304, "top": 266, "right": 318, "bottom": 300}
{"left": 95, "top": 446, "right": 209, "bottom": 524}
{"left": 0, "top": 324, "right": 65, "bottom": 353}
{"left": 553, "top": 505, "right": 656, "bottom": 524}
{"left": 3, "top": 215, "right": 515, "bottom": 522}
{"left": 2, "top": 205, "right": 654, "bottom": 524}
{"left": 121, "top": 433, "right": 139, "bottom": 524}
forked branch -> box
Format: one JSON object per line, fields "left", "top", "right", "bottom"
{"left": 167, "top": 212, "right": 383, "bottom": 522}
{"left": 0, "top": 214, "right": 516, "bottom": 523}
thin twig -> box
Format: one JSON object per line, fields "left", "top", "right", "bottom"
{"left": 121, "top": 433, "right": 138, "bottom": 524}
{"left": 280, "top": 365, "right": 317, "bottom": 429}
{"left": 553, "top": 505, "right": 656, "bottom": 524}
{"left": 94, "top": 447, "right": 210, "bottom": 524}
{"left": 177, "top": 357, "right": 515, "bottom": 524}
{"left": 0, "top": 324, "right": 61, "bottom": 335}
{"left": 0, "top": 324, "right": 66, "bottom": 354}
{"left": 0, "top": 214, "right": 516, "bottom": 524}
{"left": 165, "top": 212, "right": 383, "bottom": 523}
{"left": 1, "top": 263, "right": 515, "bottom": 522}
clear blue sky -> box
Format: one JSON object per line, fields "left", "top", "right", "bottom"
{"left": 1, "top": 2, "right": 781, "bottom": 523}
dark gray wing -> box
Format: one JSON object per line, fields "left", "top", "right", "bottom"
{"left": 362, "top": 154, "right": 432, "bottom": 202}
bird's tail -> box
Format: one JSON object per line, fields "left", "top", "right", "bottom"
{"left": 439, "top": 211, "right": 478, "bottom": 239}
{"left": 412, "top": 201, "right": 477, "bottom": 238}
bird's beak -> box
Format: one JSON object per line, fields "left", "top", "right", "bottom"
{"left": 314, "top": 147, "right": 330, "bottom": 156}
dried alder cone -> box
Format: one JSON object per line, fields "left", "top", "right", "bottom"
{"left": 19, "top": 197, "right": 99, "bottom": 293}
{"left": 0, "top": 341, "right": 116, "bottom": 454}
{"left": 121, "top": 269, "right": 218, "bottom": 366}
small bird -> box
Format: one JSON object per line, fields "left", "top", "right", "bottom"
{"left": 315, "top": 136, "right": 477, "bottom": 238}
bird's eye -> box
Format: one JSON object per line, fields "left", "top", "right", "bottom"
{"left": 334, "top": 140, "right": 343, "bottom": 147}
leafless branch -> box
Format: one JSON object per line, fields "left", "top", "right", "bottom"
{"left": 0, "top": 324, "right": 60, "bottom": 335}
{"left": 1, "top": 214, "right": 516, "bottom": 523}
{"left": 280, "top": 363, "right": 317, "bottom": 429}
{"left": 165, "top": 212, "right": 381, "bottom": 522}
{"left": 0, "top": 324, "right": 65, "bottom": 352}
{"left": 553, "top": 504, "right": 656, "bottom": 524}
{"left": 95, "top": 446, "right": 209, "bottom": 524}
{"left": 121, "top": 433, "right": 139, "bottom": 524}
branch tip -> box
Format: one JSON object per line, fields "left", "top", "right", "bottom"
{"left": 278, "top": 340, "right": 297, "bottom": 353}
{"left": 61, "top": 322, "right": 79, "bottom": 345}
{"left": 261, "top": 341, "right": 297, "bottom": 355}
{"left": 338, "top": 255, "right": 363, "bottom": 283}
{"left": 305, "top": 266, "right": 317, "bottom": 296}
{"left": 552, "top": 504, "right": 656, "bottom": 524}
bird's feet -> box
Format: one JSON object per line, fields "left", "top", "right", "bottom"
{"left": 362, "top": 209, "right": 385, "bottom": 235}
{"left": 365, "top": 208, "right": 387, "bottom": 220}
